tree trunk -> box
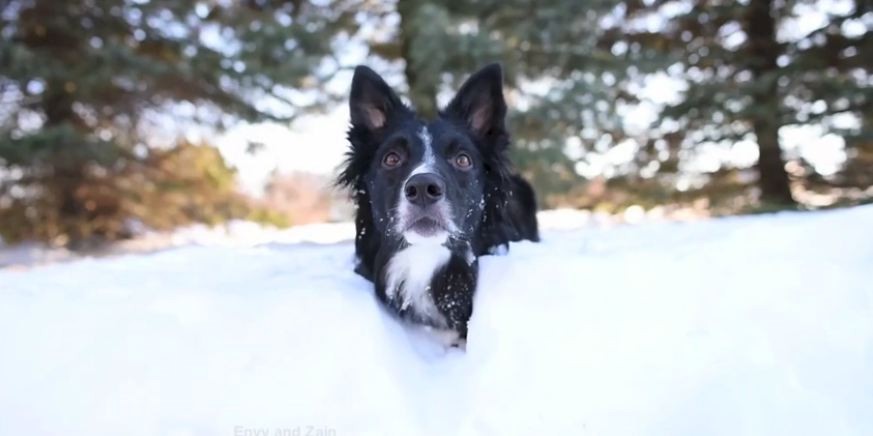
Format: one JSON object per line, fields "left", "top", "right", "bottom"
{"left": 44, "top": 79, "right": 87, "bottom": 245}
{"left": 397, "top": 0, "right": 438, "bottom": 118}
{"left": 745, "top": 0, "right": 796, "bottom": 206}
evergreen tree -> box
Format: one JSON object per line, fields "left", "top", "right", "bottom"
{"left": 613, "top": 0, "right": 873, "bottom": 207}
{"left": 0, "top": 0, "right": 359, "bottom": 245}
{"left": 366, "top": 0, "right": 873, "bottom": 209}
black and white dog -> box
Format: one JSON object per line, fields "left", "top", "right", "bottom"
{"left": 338, "top": 64, "right": 539, "bottom": 344}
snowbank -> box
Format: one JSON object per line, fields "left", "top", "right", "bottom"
{"left": 0, "top": 221, "right": 356, "bottom": 269}
{"left": 1, "top": 206, "right": 871, "bottom": 435}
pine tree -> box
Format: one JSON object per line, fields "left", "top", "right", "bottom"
{"left": 613, "top": 0, "right": 873, "bottom": 207}
{"left": 366, "top": 0, "right": 873, "bottom": 209}
{"left": 0, "top": 0, "right": 359, "bottom": 245}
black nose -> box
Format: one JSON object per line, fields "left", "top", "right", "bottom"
{"left": 404, "top": 173, "right": 445, "bottom": 206}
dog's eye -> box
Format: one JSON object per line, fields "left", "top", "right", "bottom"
{"left": 382, "top": 151, "right": 403, "bottom": 169}
{"left": 453, "top": 153, "right": 473, "bottom": 170}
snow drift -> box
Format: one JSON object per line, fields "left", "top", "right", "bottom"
{"left": 1, "top": 206, "right": 872, "bottom": 436}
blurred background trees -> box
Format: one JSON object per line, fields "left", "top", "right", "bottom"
{"left": 617, "top": 0, "right": 873, "bottom": 208}
{"left": 1, "top": 0, "right": 871, "bottom": 247}
{"left": 366, "top": 0, "right": 872, "bottom": 210}
{"left": 0, "top": 0, "right": 358, "bottom": 246}
{"left": 260, "top": 170, "right": 350, "bottom": 225}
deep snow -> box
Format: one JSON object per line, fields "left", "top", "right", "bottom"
{"left": 1, "top": 206, "right": 872, "bottom": 436}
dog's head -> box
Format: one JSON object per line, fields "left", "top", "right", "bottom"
{"left": 340, "top": 64, "right": 510, "bottom": 247}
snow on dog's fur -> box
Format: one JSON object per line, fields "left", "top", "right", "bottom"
{"left": 338, "top": 64, "right": 539, "bottom": 343}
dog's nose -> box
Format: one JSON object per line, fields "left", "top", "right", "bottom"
{"left": 404, "top": 173, "right": 445, "bottom": 206}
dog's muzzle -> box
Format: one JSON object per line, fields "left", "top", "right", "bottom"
{"left": 400, "top": 172, "right": 454, "bottom": 241}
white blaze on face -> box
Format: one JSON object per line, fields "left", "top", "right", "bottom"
{"left": 417, "top": 125, "right": 435, "bottom": 167}
{"left": 402, "top": 126, "right": 437, "bottom": 180}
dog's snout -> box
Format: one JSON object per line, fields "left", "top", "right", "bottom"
{"left": 405, "top": 173, "right": 445, "bottom": 206}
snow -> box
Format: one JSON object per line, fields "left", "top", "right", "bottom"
{"left": 0, "top": 221, "right": 356, "bottom": 269}
{"left": 1, "top": 206, "right": 872, "bottom": 436}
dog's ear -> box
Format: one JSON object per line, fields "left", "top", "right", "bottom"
{"left": 445, "top": 63, "right": 507, "bottom": 139}
{"left": 350, "top": 66, "right": 406, "bottom": 132}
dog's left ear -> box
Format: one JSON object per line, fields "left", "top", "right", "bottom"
{"left": 445, "top": 63, "right": 507, "bottom": 140}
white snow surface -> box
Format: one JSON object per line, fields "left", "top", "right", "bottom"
{"left": 1, "top": 206, "right": 872, "bottom": 436}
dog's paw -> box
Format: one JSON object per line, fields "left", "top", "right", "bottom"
{"left": 419, "top": 326, "right": 467, "bottom": 350}
{"left": 406, "top": 326, "right": 466, "bottom": 356}
{"left": 487, "top": 244, "right": 509, "bottom": 255}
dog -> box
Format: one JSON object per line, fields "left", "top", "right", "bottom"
{"left": 338, "top": 63, "right": 539, "bottom": 344}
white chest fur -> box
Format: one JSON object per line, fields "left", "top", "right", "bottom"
{"left": 384, "top": 242, "right": 451, "bottom": 326}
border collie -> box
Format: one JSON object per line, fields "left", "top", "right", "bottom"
{"left": 338, "top": 64, "right": 539, "bottom": 344}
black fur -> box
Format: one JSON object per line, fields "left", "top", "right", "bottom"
{"left": 338, "top": 64, "right": 539, "bottom": 340}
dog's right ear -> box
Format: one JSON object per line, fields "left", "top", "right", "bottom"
{"left": 350, "top": 66, "right": 406, "bottom": 132}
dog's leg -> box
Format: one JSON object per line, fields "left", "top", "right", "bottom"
{"left": 430, "top": 253, "right": 478, "bottom": 341}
